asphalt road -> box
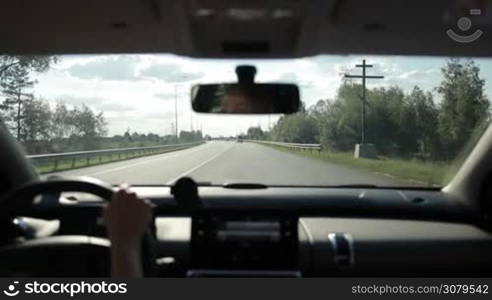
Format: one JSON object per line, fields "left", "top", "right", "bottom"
{"left": 49, "top": 141, "right": 407, "bottom": 186}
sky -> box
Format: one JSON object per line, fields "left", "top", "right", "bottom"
{"left": 31, "top": 54, "right": 492, "bottom": 137}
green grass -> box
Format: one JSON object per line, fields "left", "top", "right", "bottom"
{"left": 268, "top": 146, "right": 454, "bottom": 186}
{"left": 32, "top": 145, "right": 192, "bottom": 174}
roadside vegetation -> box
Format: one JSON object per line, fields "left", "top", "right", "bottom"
{"left": 268, "top": 145, "right": 451, "bottom": 186}
{"left": 244, "top": 59, "right": 490, "bottom": 185}
{"left": 0, "top": 55, "right": 204, "bottom": 156}
{"left": 0, "top": 55, "right": 204, "bottom": 174}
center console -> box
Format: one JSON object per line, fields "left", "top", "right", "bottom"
{"left": 188, "top": 214, "right": 300, "bottom": 277}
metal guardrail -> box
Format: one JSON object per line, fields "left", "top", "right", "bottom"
{"left": 245, "top": 140, "right": 322, "bottom": 153}
{"left": 27, "top": 141, "right": 205, "bottom": 171}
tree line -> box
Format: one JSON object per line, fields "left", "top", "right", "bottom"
{"left": 245, "top": 59, "right": 491, "bottom": 160}
{"left": 1, "top": 97, "right": 203, "bottom": 154}
{"left": 0, "top": 55, "right": 203, "bottom": 154}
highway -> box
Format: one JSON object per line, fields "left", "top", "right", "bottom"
{"left": 50, "top": 141, "right": 408, "bottom": 186}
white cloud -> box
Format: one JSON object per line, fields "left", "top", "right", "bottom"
{"left": 65, "top": 56, "right": 141, "bottom": 81}
{"left": 140, "top": 63, "right": 204, "bottom": 83}
{"left": 30, "top": 54, "right": 492, "bottom": 137}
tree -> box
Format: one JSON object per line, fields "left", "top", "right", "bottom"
{"left": 312, "top": 99, "right": 358, "bottom": 151}
{"left": 22, "top": 99, "right": 52, "bottom": 141}
{"left": 22, "top": 99, "right": 52, "bottom": 153}
{"left": 246, "top": 126, "right": 265, "bottom": 140}
{"left": 95, "top": 112, "right": 108, "bottom": 137}
{"left": 0, "top": 56, "right": 57, "bottom": 82}
{"left": 179, "top": 130, "right": 203, "bottom": 142}
{"left": 328, "top": 83, "right": 364, "bottom": 149}
{"left": 437, "top": 58, "right": 490, "bottom": 158}
{"left": 405, "top": 86, "right": 439, "bottom": 158}
{"left": 311, "top": 83, "right": 382, "bottom": 152}
{"left": 49, "top": 103, "right": 108, "bottom": 151}
{"left": 51, "top": 102, "right": 72, "bottom": 139}
{"left": 0, "top": 65, "right": 36, "bottom": 140}
{"left": 0, "top": 55, "right": 58, "bottom": 141}
{"left": 271, "top": 112, "right": 318, "bottom": 144}
{"left": 368, "top": 86, "right": 407, "bottom": 155}
{"left": 124, "top": 128, "right": 132, "bottom": 141}
{"left": 309, "top": 84, "right": 438, "bottom": 158}
{"left": 68, "top": 105, "right": 107, "bottom": 149}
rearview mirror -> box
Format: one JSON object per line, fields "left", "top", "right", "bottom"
{"left": 191, "top": 83, "right": 300, "bottom": 114}
{"left": 190, "top": 65, "right": 300, "bottom": 114}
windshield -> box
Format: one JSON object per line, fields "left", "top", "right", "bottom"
{"left": 1, "top": 54, "right": 490, "bottom": 187}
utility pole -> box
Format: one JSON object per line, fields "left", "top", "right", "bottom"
{"left": 344, "top": 60, "right": 384, "bottom": 144}
{"left": 174, "top": 84, "right": 179, "bottom": 138}
{"left": 190, "top": 104, "right": 194, "bottom": 132}
{"left": 186, "top": 86, "right": 193, "bottom": 132}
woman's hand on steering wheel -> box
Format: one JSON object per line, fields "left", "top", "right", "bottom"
{"left": 103, "top": 184, "right": 154, "bottom": 277}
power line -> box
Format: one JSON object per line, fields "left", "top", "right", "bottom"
{"left": 344, "top": 59, "right": 384, "bottom": 144}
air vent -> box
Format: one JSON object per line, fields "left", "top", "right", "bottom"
{"left": 411, "top": 197, "right": 425, "bottom": 204}
{"left": 222, "top": 41, "right": 270, "bottom": 55}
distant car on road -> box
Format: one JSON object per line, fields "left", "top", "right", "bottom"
{"left": 236, "top": 137, "right": 243, "bottom": 143}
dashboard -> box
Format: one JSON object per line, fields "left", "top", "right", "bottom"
{"left": 154, "top": 216, "right": 492, "bottom": 277}
{"left": 2, "top": 186, "right": 492, "bottom": 277}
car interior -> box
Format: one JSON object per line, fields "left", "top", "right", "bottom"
{"left": 1, "top": 0, "right": 492, "bottom": 278}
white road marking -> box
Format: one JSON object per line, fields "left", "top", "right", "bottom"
{"left": 58, "top": 144, "right": 210, "bottom": 177}
{"left": 89, "top": 145, "right": 212, "bottom": 176}
{"left": 165, "top": 144, "right": 233, "bottom": 184}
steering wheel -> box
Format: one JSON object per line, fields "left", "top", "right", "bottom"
{"left": 0, "top": 176, "right": 157, "bottom": 276}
